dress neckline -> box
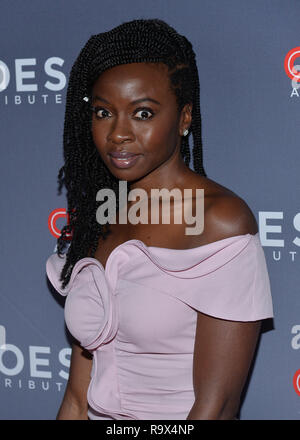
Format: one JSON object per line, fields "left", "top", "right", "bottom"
{"left": 132, "top": 232, "right": 258, "bottom": 252}
{"left": 72, "top": 231, "right": 259, "bottom": 272}
{"left": 48, "top": 231, "right": 260, "bottom": 294}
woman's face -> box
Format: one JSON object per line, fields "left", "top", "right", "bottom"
{"left": 91, "top": 62, "right": 191, "bottom": 184}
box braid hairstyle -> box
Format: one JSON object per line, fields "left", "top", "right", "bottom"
{"left": 56, "top": 18, "right": 207, "bottom": 289}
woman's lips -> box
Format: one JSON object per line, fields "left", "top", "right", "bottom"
{"left": 109, "top": 153, "right": 140, "bottom": 169}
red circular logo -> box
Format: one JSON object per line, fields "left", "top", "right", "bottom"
{"left": 48, "top": 208, "right": 72, "bottom": 240}
{"left": 284, "top": 47, "right": 300, "bottom": 82}
{"left": 293, "top": 369, "right": 300, "bottom": 396}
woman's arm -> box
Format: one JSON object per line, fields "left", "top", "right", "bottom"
{"left": 57, "top": 341, "right": 93, "bottom": 420}
{"left": 187, "top": 194, "right": 262, "bottom": 420}
{"left": 186, "top": 313, "right": 261, "bottom": 420}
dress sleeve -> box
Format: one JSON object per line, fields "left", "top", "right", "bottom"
{"left": 45, "top": 253, "right": 118, "bottom": 351}
{"left": 159, "top": 233, "right": 274, "bottom": 322}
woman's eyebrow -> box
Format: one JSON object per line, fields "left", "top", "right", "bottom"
{"left": 131, "top": 97, "right": 161, "bottom": 106}
{"left": 92, "top": 95, "right": 161, "bottom": 106}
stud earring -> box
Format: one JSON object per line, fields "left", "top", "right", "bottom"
{"left": 183, "top": 129, "right": 189, "bottom": 137}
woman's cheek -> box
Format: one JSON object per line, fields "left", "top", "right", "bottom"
{"left": 137, "top": 124, "right": 166, "bottom": 155}
{"left": 140, "top": 123, "right": 177, "bottom": 159}
{"left": 92, "top": 125, "right": 106, "bottom": 155}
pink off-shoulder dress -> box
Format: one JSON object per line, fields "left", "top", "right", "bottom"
{"left": 46, "top": 232, "right": 273, "bottom": 420}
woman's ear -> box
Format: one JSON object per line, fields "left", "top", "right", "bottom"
{"left": 179, "top": 103, "right": 193, "bottom": 136}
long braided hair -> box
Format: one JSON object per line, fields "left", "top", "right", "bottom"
{"left": 56, "top": 18, "right": 207, "bottom": 289}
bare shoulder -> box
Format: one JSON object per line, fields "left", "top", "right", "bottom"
{"left": 188, "top": 174, "right": 258, "bottom": 245}
{"left": 208, "top": 192, "right": 258, "bottom": 237}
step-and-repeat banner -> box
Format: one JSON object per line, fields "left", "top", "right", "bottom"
{"left": 0, "top": 0, "right": 299, "bottom": 420}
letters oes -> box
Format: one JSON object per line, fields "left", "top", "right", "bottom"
{"left": 0, "top": 57, "right": 66, "bottom": 92}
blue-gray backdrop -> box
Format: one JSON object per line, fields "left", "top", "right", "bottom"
{"left": 0, "top": 0, "right": 299, "bottom": 420}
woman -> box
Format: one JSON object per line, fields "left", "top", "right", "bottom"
{"left": 46, "top": 19, "right": 273, "bottom": 420}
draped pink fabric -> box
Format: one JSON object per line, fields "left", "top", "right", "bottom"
{"left": 46, "top": 232, "right": 273, "bottom": 420}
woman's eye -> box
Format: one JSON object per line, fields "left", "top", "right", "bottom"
{"left": 93, "top": 107, "right": 111, "bottom": 119}
{"left": 134, "top": 108, "right": 154, "bottom": 120}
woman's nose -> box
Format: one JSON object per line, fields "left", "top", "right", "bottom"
{"left": 108, "top": 115, "right": 135, "bottom": 144}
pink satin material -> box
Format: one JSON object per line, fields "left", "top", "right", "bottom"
{"left": 46, "top": 232, "right": 273, "bottom": 420}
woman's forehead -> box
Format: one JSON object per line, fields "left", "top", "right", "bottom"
{"left": 92, "top": 62, "right": 173, "bottom": 97}
{"left": 93, "top": 62, "right": 169, "bottom": 83}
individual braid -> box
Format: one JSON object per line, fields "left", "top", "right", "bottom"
{"left": 56, "top": 18, "right": 207, "bottom": 289}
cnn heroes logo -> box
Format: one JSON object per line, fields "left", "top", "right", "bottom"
{"left": 284, "top": 47, "right": 300, "bottom": 98}
{"left": 291, "top": 325, "right": 300, "bottom": 397}
{"left": 0, "top": 57, "right": 66, "bottom": 105}
{"left": 259, "top": 212, "right": 300, "bottom": 262}
{"left": 0, "top": 325, "right": 70, "bottom": 392}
